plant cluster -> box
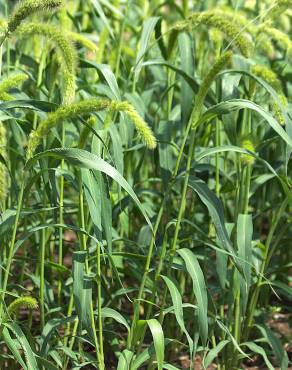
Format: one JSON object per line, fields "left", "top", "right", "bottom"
{"left": 0, "top": 0, "right": 291, "bottom": 369}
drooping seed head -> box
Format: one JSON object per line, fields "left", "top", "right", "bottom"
{"left": 175, "top": 12, "right": 252, "bottom": 57}
{"left": 192, "top": 51, "right": 233, "bottom": 125}
{"left": 8, "top": 0, "right": 62, "bottom": 34}
{"left": 0, "top": 73, "right": 28, "bottom": 101}
{"left": 26, "top": 99, "right": 156, "bottom": 159}
{"left": 16, "top": 23, "right": 77, "bottom": 104}
{"left": 259, "top": 25, "right": 292, "bottom": 58}
{"left": 67, "top": 31, "right": 97, "bottom": 52}
{"left": 7, "top": 296, "right": 38, "bottom": 317}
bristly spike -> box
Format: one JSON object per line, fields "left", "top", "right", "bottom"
{"left": 8, "top": 0, "right": 62, "bottom": 34}
{"left": 0, "top": 73, "right": 28, "bottom": 101}
{"left": 16, "top": 23, "right": 77, "bottom": 105}
{"left": 258, "top": 25, "right": 292, "bottom": 58}
{"left": 241, "top": 138, "right": 256, "bottom": 165}
{"left": 251, "top": 64, "right": 287, "bottom": 125}
{"left": 7, "top": 296, "right": 38, "bottom": 318}
{"left": 192, "top": 51, "right": 233, "bottom": 126}
{"left": 174, "top": 11, "right": 252, "bottom": 57}
{"left": 26, "top": 99, "right": 157, "bottom": 159}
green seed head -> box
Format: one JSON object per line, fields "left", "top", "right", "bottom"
{"left": 0, "top": 73, "right": 28, "bottom": 101}
{"left": 176, "top": 12, "right": 252, "bottom": 57}
{"left": 16, "top": 23, "right": 77, "bottom": 104}
{"left": 68, "top": 31, "right": 97, "bottom": 52}
{"left": 192, "top": 51, "right": 233, "bottom": 125}
{"left": 251, "top": 64, "right": 287, "bottom": 125}
{"left": 8, "top": 0, "right": 62, "bottom": 34}
{"left": 27, "top": 99, "right": 156, "bottom": 159}
{"left": 7, "top": 296, "right": 38, "bottom": 317}
{"left": 259, "top": 25, "right": 292, "bottom": 57}
{"left": 241, "top": 138, "right": 255, "bottom": 165}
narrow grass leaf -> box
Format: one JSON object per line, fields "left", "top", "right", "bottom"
{"left": 161, "top": 275, "right": 193, "bottom": 354}
{"left": 204, "top": 340, "right": 230, "bottom": 368}
{"left": 237, "top": 214, "right": 253, "bottom": 312}
{"left": 90, "top": 0, "right": 114, "bottom": 38}
{"left": 4, "top": 322, "right": 39, "bottom": 370}
{"left": 143, "top": 319, "right": 164, "bottom": 370}
{"left": 135, "top": 17, "right": 160, "bottom": 82}
{"left": 101, "top": 307, "right": 130, "bottom": 331}
{"left": 117, "top": 349, "right": 134, "bottom": 370}
{"left": 188, "top": 177, "right": 236, "bottom": 261}
{"left": 177, "top": 248, "right": 208, "bottom": 345}
{"left": 1, "top": 327, "right": 27, "bottom": 370}
{"left": 198, "top": 99, "right": 292, "bottom": 148}
{"left": 256, "top": 324, "right": 289, "bottom": 370}
{"left": 243, "top": 342, "right": 274, "bottom": 370}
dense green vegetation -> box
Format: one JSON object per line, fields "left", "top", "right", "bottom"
{"left": 0, "top": 0, "right": 291, "bottom": 368}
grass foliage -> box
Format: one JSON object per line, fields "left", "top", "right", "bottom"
{"left": 0, "top": 0, "right": 291, "bottom": 369}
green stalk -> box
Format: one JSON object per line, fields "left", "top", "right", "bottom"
{"left": 0, "top": 179, "right": 25, "bottom": 318}
{"left": 182, "top": 0, "right": 189, "bottom": 17}
{"left": 57, "top": 123, "right": 65, "bottom": 304}
{"left": 114, "top": 0, "right": 126, "bottom": 80}
{"left": 40, "top": 194, "right": 46, "bottom": 329}
{"left": 215, "top": 120, "right": 221, "bottom": 197}
{"left": 157, "top": 131, "right": 196, "bottom": 325}
{"left": 96, "top": 243, "right": 104, "bottom": 368}
{"left": 77, "top": 172, "right": 103, "bottom": 367}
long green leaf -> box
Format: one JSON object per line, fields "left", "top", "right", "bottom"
{"left": 161, "top": 275, "right": 193, "bottom": 354}
{"left": 177, "top": 248, "right": 208, "bottom": 345}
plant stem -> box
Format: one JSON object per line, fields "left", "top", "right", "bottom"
{"left": 96, "top": 242, "right": 104, "bottom": 368}
{"left": 0, "top": 179, "right": 25, "bottom": 318}
{"left": 40, "top": 194, "right": 46, "bottom": 329}
{"left": 58, "top": 124, "right": 65, "bottom": 305}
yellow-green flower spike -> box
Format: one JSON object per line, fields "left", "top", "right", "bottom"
{"left": 241, "top": 138, "right": 255, "bottom": 165}
{"left": 0, "top": 73, "right": 28, "bottom": 101}
{"left": 16, "top": 23, "right": 77, "bottom": 104}
{"left": 7, "top": 296, "right": 38, "bottom": 317}
{"left": 8, "top": 0, "right": 62, "bottom": 34}
{"left": 192, "top": 51, "right": 233, "bottom": 125}
{"left": 252, "top": 64, "right": 287, "bottom": 125}
{"left": 175, "top": 12, "right": 252, "bottom": 57}
{"left": 259, "top": 25, "right": 292, "bottom": 57}
{"left": 67, "top": 31, "right": 97, "bottom": 52}
{"left": 27, "top": 99, "right": 157, "bottom": 158}
{"left": 251, "top": 65, "right": 282, "bottom": 91}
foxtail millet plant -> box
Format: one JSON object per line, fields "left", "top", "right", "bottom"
{"left": 0, "top": 1, "right": 291, "bottom": 369}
